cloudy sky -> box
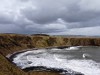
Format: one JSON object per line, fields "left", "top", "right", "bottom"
{"left": 0, "top": 0, "right": 100, "bottom": 35}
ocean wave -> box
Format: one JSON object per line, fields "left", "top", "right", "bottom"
{"left": 65, "top": 46, "right": 81, "bottom": 50}
{"left": 12, "top": 47, "right": 100, "bottom": 75}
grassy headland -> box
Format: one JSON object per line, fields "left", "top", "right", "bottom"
{"left": 0, "top": 33, "right": 100, "bottom": 75}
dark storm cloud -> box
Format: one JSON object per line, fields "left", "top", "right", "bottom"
{"left": 0, "top": 0, "right": 100, "bottom": 35}
{"left": 21, "top": 0, "right": 100, "bottom": 28}
{"left": 0, "top": 13, "right": 14, "bottom": 24}
{"left": 21, "top": 0, "right": 79, "bottom": 24}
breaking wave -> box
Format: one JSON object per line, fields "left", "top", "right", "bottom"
{"left": 9, "top": 47, "right": 100, "bottom": 75}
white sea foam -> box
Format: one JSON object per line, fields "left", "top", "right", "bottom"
{"left": 51, "top": 48, "right": 61, "bottom": 51}
{"left": 53, "top": 54, "right": 64, "bottom": 62}
{"left": 65, "top": 46, "right": 80, "bottom": 50}
{"left": 66, "top": 60, "right": 100, "bottom": 75}
{"left": 13, "top": 49, "right": 100, "bottom": 75}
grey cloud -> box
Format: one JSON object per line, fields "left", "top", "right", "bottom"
{"left": 21, "top": 0, "right": 100, "bottom": 27}
{"left": 0, "top": 24, "right": 23, "bottom": 33}
{"left": 51, "top": 26, "right": 100, "bottom": 36}
{"left": 21, "top": 0, "right": 80, "bottom": 24}
{"left": 62, "top": 10, "right": 100, "bottom": 23}
{"left": 0, "top": 13, "right": 14, "bottom": 24}
{"left": 0, "top": 0, "right": 100, "bottom": 35}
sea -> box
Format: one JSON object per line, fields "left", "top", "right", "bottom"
{"left": 11, "top": 46, "right": 100, "bottom": 75}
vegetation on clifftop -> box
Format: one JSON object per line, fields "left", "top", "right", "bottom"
{"left": 0, "top": 33, "right": 100, "bottom": 75}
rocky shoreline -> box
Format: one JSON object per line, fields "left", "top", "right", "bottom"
{"left": 23, "top": 66, "right": 84, "bottom": 75}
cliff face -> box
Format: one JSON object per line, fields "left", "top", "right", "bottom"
{"left": 0, "top": 34, "right": 68, "bottom": 55}
{"left": 70, "top": 38, "right": 100, "bottom": 46}
{"left": 0, "top": 34, "right": 61, "bottom": 75}
{"left": 0, "top": 34, "right": 100, "bottom": 75}
{"left": 0, "top": 34, "right": 100, "bottom": 56}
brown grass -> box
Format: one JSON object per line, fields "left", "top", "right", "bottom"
{"left": 0, "top": 33, "right": 100, "bottom": 75}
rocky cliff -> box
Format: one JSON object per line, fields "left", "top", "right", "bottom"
{"left": 0, "top": 34, "right": 100, "bottom": 56}
{"left": 0, "top": 33, "right": 100, "bottom": 75}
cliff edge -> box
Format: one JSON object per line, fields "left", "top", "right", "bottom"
{"left": 0, "top": 33, "right": 100, "bottom": 75}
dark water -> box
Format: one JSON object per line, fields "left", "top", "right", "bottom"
{"left": 49, "top": 46, "right": 100, "bottom": 62}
